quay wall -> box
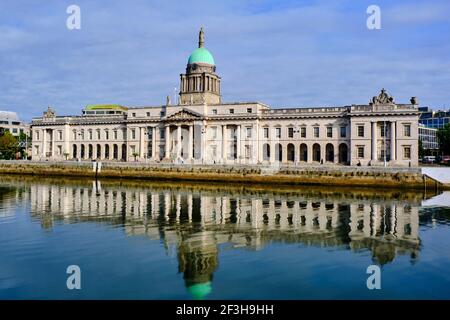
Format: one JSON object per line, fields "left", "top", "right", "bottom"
{"left": 0, "top": 161, "right": 443, "bottom": 190}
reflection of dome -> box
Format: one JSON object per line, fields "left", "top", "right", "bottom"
{"left": 187, "top": 281, "right": 212, "bottom": 300}
{"left": 177, "top": 232, "right": 218, "bottom": 300}
{"left": 372, "top": 242, "right": 396, "bottom": 265}
{"left": 188, "top": 47, "right": 215, "bottom": 65}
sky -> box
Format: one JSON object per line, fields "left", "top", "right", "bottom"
{"left": 0, "top": 0, "right": 449, "bottom": 121}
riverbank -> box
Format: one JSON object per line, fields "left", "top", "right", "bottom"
{"left": 0, "top": 160, "right": 445, "bottom": 190}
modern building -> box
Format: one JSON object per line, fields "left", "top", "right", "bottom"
{"left": 31, "top": 29, "right": 419, "bottom": 166}
{"left": 418, "top": 124, "right": 439, "bottom": 153}
{"left": 419, "top": 106, "right": 450, "bottom": 129}
{"left": 0, "top": 111, "right": 29, "bottom": 137}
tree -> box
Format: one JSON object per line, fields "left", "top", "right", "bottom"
{"left": 0, "top": 131, "right": 19, "bottom": 160}
{"left": 418, "top": 139, "right": 424, "bottom": 159}
{"left": 437, "top": 124, "right": 450, "bottom": 155}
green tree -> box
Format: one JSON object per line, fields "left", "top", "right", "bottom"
{"left": 418, "top": 139, "right": 424, "bottom": 159}
{"left": 437, "top": 124, "right": 450, "bottom": 155}
{"left": 0, "top": 131, "right": 19, "bottom": 160}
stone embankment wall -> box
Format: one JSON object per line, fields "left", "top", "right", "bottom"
{"left": 0, "top": 161, "right": 446, "bottom": 189}
{"left": 0, "top": 161, "right": 443, "bottom": 190}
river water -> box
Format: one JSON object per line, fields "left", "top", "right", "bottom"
{"left": 0, "top": 176, "right": 449, "bottom": 299}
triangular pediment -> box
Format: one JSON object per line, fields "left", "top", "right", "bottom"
{"left": 166, "top": 108, "right": 203, "bottom": 120}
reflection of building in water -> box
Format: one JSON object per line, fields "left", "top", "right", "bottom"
{"left": 0, "top": 185, "right": 30, "bottom": 218}
{"left": 28, "top": 183, "right": 421, "bottom": 297}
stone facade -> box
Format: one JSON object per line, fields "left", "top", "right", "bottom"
{"left": 31, "top": 30, "right": 419, "bottom": 167}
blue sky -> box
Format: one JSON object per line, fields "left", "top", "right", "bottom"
{"left": 0, "top": 0, "right": 449, "bottom": 121}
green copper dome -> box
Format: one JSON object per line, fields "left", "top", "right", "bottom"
{"left": 188, "top": 47, "right": 215, "bottom": 65}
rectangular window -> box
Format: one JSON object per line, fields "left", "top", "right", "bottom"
{"left": 301, "top": 127, "right": 306, "bottom": 138}
{"left": 327, "top": 127, "right": 332, "bottom": 138}
{"left": 89, "top": 131, "right": 93, "bottom": 140}
{"left": 57, "top": 145, "right": 62, "bottom": 155}
{"left": 404, "top": 146, "right": 411, "bottom": 159}
{"left": 245, "top": 145, "right": 251, "bottom": 158}
{"left": 404, "top": 124, "right": 411, "bottom": 137}
{"left": 380, "top": 123, "right": 386, "bottom": 137}
{"left": 146, "top": 112, "right": 150, "bottom": 117}
{"left": 357, "top": 146, "right": 364, "bottom": 158}
{"left": 212, "top": 109, "right": 217, "bottom": 115}
{"left": 132, "top": 113, "right": 136, "bottom": 117}
{"left": 230, "top": 108, "right": 234, "bottom": 114}
{"left": 131, "top": 129, "right": 136, "bottom": 140}
{"left": 276, "top": 127, "right": 281, "bottom": 138}
{"left": 264, "top": 127, "right": 269, "bottom": 139}
{"left": 288, "top": 127, "right": 294, "bottom": 138}
{"left": 160, "top": 111, "right": 165, "bottom": 117}
{"left": 246, "top": 127, "right": 252, "bottom": 139}
{"left": 12, "top": 128, "right": 18, "bottom": 134}
{"left": 314, "top": 127, "right": 319, "bottom": 138}
{"left": 247, "top": 108, "right": 252, "bottom": 114}
{"left": 358, "top": 125, "right": 364, "bottom": 137}
{"left": 114, "top": 131, "right": 118, "bottom": 140}
{"left": 211, "top": 127, "right": 217, "bottom": 139}
{"left": 58, "top": 130, "right": 62, "bottom": 140}
{"left": 340, "top": 126, "right": 346, "bottom": 138}
{"left": 160, "top": 128, "right": 165, "bottom": 139}
{"left": 105, "top": 130, "right": 109, "bottom": 140}
{"left": 96, "top": 130, "right": 100, "bottom": 140}
{"left": 73, "top": 130, "right": 76, "bottom": 140}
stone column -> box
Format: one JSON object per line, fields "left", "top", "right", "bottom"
{"left": 334, "top": 143, "right": 339, "bottom": 164}
{"left": 92, "top": 144, "right": 97, "bottom": 160}
{"left": 177, "top": 125, "right": 182, "bottom": 158}
{"left": 188, "top": 124, "right": 194, "bottom": 160}
{"left": 51, "top": 130, "right": 55, "bottom": 158}
{"left": 390, "top": 121, "right": 396, "bottom": 161}
{"left": 64, "top": 124, "right": 70, "bottom": 159}
{"left": 222, "top": 125, "right": 227, "bottom": 163}
{"left": 42, "top": 129, "right": 47, "bottom": 158}
{"left": 139, "top": 127, "right": 145, "bottom": 159}
{"left": 165, "top": 125, "right": 170, "bottom": 159}
{"left": 371, "top": 122, "right": 377, "bottom": 161}
{"left": 236, "top": 125, "right": 241, "bottom": 163}
{"left": 255, "top": 120, "right": 261, "bottom": 164}
{"left": 307, "top": 143, "right": 313, "bottom": 163}
{"left": 152, "top": 127, "right": 156, "bottom": 159}
{"left": 269, "top": 127, "right": 275, "bottom": 164}
{"left": 201, "top": 121, "right": 207, "bottom": 162}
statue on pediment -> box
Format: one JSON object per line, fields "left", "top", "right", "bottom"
{"left": 43, "top": 106, "right": 56, "bottom": 118}
{"left": 168, "top": 109, "right": 201, "bottom": 120}
{"left": 372, "top": 88, "right": 395, "bottom": 105}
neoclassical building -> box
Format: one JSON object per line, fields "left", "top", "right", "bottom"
{"left": 31, "top": 29, "right": 419, "bottom": 166}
